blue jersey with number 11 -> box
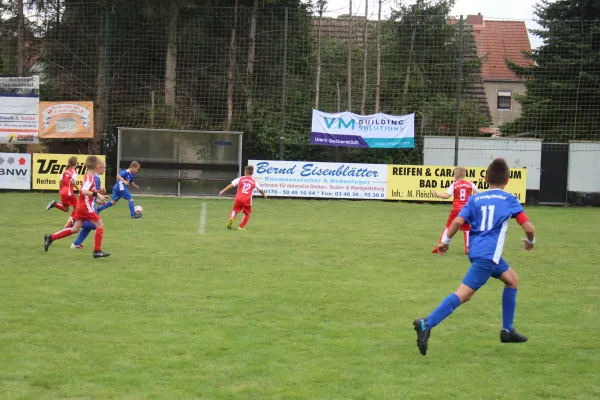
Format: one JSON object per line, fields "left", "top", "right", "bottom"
{"left": 458, "top": 189, "right": 524, "bottom": 263}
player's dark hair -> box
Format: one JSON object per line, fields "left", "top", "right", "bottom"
{"left": 486, "top": 158, "right": 510, "bottom": 185}
{"left": 245, "top": 165, "right": 254, "bottom": 175}
{"left": 85, "top": 155, "right": 98, "bottom": 171}
{"left": 130, "top": 161, "right": 140, "bottom": 169}
{"left": 68, "top": 156, "right": 77, "bottom": 167}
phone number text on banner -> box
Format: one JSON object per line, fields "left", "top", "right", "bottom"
{"left": 386, "top": 165, "right": 527, "bottom": 203}
{"left": 249, "top": 160, "right": 388, "bottom": 199}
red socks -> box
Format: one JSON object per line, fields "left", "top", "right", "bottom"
{"left": 54, "top": 203, "right": 67, "bottom": 212}
{"left": 94, "top": 228, "right": 104, "bottom": 252}
{"left": 239, "top": 214, "right": 250, "bottom": 228}
{"left": 52, "top": 228, "right": 73, "bottom": 241}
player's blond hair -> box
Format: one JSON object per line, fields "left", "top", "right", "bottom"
{"left": 130, "top": 161, "right": 141, "bottom": 169}
{"left": 85, "top": 155, "right": 99, "bottom": 170}
{"left": 454, "top": 167, "right": 467, "bottom": 179}
{"left": 244, "top": 165, "right": 254, "bottom": 175}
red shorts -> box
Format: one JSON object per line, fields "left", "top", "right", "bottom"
{"left": 447, "top": 210, "right": 470, "bottom": 231}
{"left": 60, "top": 194, "right": 77, "bottom": 207}
{"left": 72, "top": 208, "right": 101, "bottom": 222}
{"left": 232, "top": 200, "right": 252, "bottom": 215}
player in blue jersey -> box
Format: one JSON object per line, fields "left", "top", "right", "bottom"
{"left": 71, "top": 160, "right": 106, "bottom": 249}
{"left": 413, "top": 158, "right": 536, "bottom": 356}
{"left": 97, "top": 161, "right": 141, "bottom": 218}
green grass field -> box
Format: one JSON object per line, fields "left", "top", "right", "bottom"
{"left": 0, "top": 193, "right": 599, "bottom": 399}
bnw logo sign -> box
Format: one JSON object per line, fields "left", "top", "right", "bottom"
{"left": 0, "top": 152, "right": 31, "bottom": 189}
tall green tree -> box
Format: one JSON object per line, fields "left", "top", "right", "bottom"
{"left": 501, "top": 0, "right": 600, "bottom": 139}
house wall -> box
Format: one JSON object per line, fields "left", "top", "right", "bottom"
{"left": 423, "top": 136, "right": 542, "bottom": 190}
{"left": 484, "top": 81, "right": 526, "bottom": 127}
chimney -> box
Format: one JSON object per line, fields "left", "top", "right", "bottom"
{"left": 466, "top": 13, "right": 484, "bottom": 26}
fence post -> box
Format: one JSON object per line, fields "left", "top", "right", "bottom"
{"left": 280, "top": 136, "right": 285, "bottom": 160}
{"left": 103, "top": 10, "right": 111, "bottom": 156}
{"left": 453, "top": 15, "right": 464, "bottom": 167}
{"left": 280, "top": 8, "right": 288, "bottom": 143}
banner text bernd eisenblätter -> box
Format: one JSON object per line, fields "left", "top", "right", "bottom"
{"left": 310, "top": 109, "right": 415, "bottom": 149}
{"left": 249, "top": 160, "right": 388, "bottom": 199}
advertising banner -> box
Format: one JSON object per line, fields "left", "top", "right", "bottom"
{"left": 0, "top": 152, "right": 31, "bottom": 189}
{"left": 386, "top": 165, "right": 527, "bottom": 203}
{"left": 311, "top": 109, "right": 415, "bottom": 148}
{"left": 249, "top": 160, "right": 388, "bottom": 199}
{"left": 32, "top": 153, "right": 106, "bottom": 190}
{"left": 0, "top": 76, "right": 39, "bottom": 144}
{"left": 39, "top": 101, "right": 94, "bottom": 139}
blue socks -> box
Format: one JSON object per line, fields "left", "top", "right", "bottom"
{"left": 502, "top": 288, "right": 518, "bottom": 331}
{"left": 427, "top": 293, "right": 461, "bottom": 328}
{"left": 98, "top": 202, "right": 113, "bottom": 212}
{"left": 74, "top": 225, "right": 95, "bottom": 246}
{"left": 128, "top": 201, "right": 136, "bottom": 216}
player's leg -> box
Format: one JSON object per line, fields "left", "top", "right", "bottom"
{"left": 45, "top": 219, "right": 83, "bottom": 252}
{"left": 495, "top": 261, "right": 527, "bottom": 343}
{"left": 462, "top": 225, "right": 470, "bottom": 255}
{"left": 228, "top": 201, "right": 242, "bottom": 229}
{"left": 433, "top": 212, "right": 455, "bottom": 253}
{"left": 413, "top": 261, "right": 492, "bottom": 355}
{"left": 72, "top": 220, "right": 96, "bottom": 249}
{"left": 128, "top": 198, "right": 139, "bottom": 218}
{"left": 98, "top": 191, "right": 120, "bottom": 212}
{"left": 47, "top": 199, "right": 67, "bottom": 212}
{"left": 89, "top": 218, "right": 109, "bottom": 258}
{"left": 238, "top": 206, "right": 252, "bottom": 230}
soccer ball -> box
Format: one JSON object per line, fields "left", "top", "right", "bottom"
{"left": 134, "top": 205, "right": 143, "bottom": 215}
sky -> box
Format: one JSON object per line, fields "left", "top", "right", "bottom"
{"left": 321, "top": 0, "right": 544, "bottom": 48}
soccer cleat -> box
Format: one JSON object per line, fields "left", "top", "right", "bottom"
{"left": 431, "top": 247, "right": 439, "bottom": 254}
{"left": 500, "top": 329, "right": 528, "bottom": 343}
{"left": 238, "top": 227, "right": 247, "bottom": 231}
{"left": 131, "top": 214, "right": 142, "bottom": 219}
{"left": 413, "top": 318, "right": 431, "bottom": 356}
{"left": 93, "top": 251, "right": 111, "bottom": 258}
{"left": 46, "top": 200, "right": 56, "bottom": 211}
{"left": 71, "top": 244, "right": 84, "bottom": 249}
{"left": 227, "top": 218, "right": 234, "bottom": 230}
{"left": 44, "top": 234, "right": 53, "bottom": 252}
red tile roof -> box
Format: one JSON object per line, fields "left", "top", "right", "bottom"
{"left": 471, "top": 19, "right": 535, "bottom": 82}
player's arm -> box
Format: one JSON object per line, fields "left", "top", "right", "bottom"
{"left": 72, "top": 178, "right": 80, "bottom": 192}
{"left": 434, "top": 183, "right": 454, "bottom": 199}
{"left": 515, "top": 212, "right": 535, "bottom": 250}
{"left": 434, "top": 191, "right": 452, "bottom": 199}
{"left": 258, "top": 188, "right": 267, "bottom": 199}
{"left": 116, "top": 173, "right": 129, "bottom": 185}
{"left": 130, "top": 174, "right": 139, "bottom": 189}
{"left": 437, "top": 216, "right": 465, "bottom": 254}
{"left": 471, "top": 182, "right": 481, "bottom": 194}
{"left": 219, "top": 184, "right": 234, "bottom": 196}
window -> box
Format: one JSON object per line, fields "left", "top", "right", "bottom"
{"left": 497, "top": 91, "right": 512, "bottom": 110}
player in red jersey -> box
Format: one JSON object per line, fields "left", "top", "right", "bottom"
{"left": 44, "top": 156, "right": 110, "bottom": 258}
{"left": 219, "top": 165, "right": 267, "bottom": 230}
{"left": 45, "top": 156, "right": 80, "bottom": 227}
{"left": 432, "top": 167, "right": 480, "bottom": 255}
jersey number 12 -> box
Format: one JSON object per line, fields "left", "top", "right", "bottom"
{"left": 241, "top": 182, "right": 252, "bottom": 194}
{"left": 480, "top": 205, "right": 496, "bottom": 231}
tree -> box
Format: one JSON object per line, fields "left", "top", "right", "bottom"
{"left": 501, "top": 0, "right": 600, "bottom": 139}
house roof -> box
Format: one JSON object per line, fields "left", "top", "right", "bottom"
{"left": 468, "top": 17, "right": 535, "bottom": 82}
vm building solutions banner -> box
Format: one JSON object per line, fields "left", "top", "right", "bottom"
{"left": 0, "top": 76, "right": 39, "bottom": 144}
{"left": 248, "top": 160, "right": 388, "bottom": 199}
{"left": 311, "top": 109, "right": 415, "bottom": 149}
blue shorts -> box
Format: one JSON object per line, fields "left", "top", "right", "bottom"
{"left": 111, "top": 188, "right": 133, "bottom": 202}
{"left": 462, "top": 257, "right": 510, "bottom": 291}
